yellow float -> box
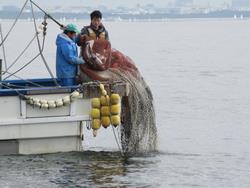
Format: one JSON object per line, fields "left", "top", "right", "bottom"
{"left": 111, "top": 115, "right": 121, "bottom": 127}
{"left": 110, "top": 104, "right": 121, "bottom": 115}
{"left": 101, "top": 116, "right": 111, "bottom": 128}
{"left": 91, "top": 98, "right": 101, "bottom": 108}
{"left": 91, "top": 108, "right": 100, "bottom": 119}
{"left": 91, "top": 119, "right": 101, "bottom": 137}
{"left": 110, "top": 93, "right": 120, "bottom": 104}
{"left": 100, "top": 95, "right": 110, "bottom": 106}
{"left": 101, "top": 106, "right": 110, "bottom": 116}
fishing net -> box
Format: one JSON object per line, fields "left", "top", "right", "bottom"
{"left": 81, "top": 39, "right": 111, "bottom": 71}
{"left": 80, "top": 39, "right": 157, "bottom": 154}
{"left": 110, "top": 69, "right": 158, "bottom": 154}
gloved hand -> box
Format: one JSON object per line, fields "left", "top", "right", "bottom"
{"left": 79, "top": 34, "right": 89, "bottom": 44}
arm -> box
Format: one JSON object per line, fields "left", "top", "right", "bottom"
{"left": 75, "top": 34, "right": 81, "bottom": 46}
{"left": 105, "top": 30, "right": 110, "bottom": 41}
{"left": 76, "top": 27, "right": 89, "bottom": 46}
{"left": 61, "top": 43, "right": 85, "bottom": 65}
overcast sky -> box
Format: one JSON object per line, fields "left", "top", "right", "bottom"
{"left": 0, "top": 0, "right": 174, "bottom": 8}
{"left": 0, "top": 0, "right": 234, "bottom": 9}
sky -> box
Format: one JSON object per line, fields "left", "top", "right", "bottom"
{"left": 0, "top": 0, "right": 233, "bottom": 9}
{"left": 0, "top": 0, "right": 174, "bottom": 8}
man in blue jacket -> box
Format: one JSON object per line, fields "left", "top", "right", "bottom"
{"left": 56, "top": 23, "right": 85, "bottom": 86}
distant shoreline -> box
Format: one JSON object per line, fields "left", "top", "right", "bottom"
{"left": 1, "top": 10, "right": 250, "bottom": 20}
{"left": 0, "top": 18, "right": 249, "bottom": 24}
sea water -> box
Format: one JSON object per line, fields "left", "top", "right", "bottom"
{"left": 0, "top": 19, "right": 250, "bottom": 187}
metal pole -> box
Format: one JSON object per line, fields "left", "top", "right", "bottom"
{"left": 30, "top": 0, "right": 64, "bottom": 28}
{"left": 0, "top": 59, "right": 2, "bottom": 82}
{"left": 0, "top": 24, "right": 7, "bottom": 70}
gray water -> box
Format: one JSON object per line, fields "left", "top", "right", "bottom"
{"left": 1, "top": 19, "right": 250, "bottom": 187}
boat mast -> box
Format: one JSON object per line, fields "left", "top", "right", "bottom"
{"left": 0, "top": 59, "right": 2, "bottom": 82}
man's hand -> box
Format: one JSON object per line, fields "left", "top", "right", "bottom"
{"left": 80, "top": 34, "right": 89, "bottom": 44}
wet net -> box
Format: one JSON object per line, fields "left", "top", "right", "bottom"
{"left": 110, "top": 68, "right": 158, "bottom": 154}
{"left": 80, "top": 39, "right": 158, "bottom": 154}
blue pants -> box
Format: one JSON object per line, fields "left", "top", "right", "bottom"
{"left": 59, "top": 78, "right": 76, "bottom": 86}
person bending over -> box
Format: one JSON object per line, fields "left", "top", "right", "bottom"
{"left": 56, "top": 23, "right": 85, "bottom": 86}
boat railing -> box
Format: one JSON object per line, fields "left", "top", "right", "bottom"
{"left": 0, "top": 78, "right": 78, "bottom": 96}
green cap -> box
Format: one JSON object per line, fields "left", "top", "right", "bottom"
{"left": 64, "top": 23, "right": 80, "bottom": 33}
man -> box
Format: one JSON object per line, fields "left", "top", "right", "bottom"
{"left": 77, "top": 10, "right": 109, "bottom": 45}
{"left": 56, "top": 23, "right": 85, "bottom": 86}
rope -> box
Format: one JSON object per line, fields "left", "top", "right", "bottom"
{"left": 2, "top": 70, "right": 44, "bottom": 87}
{"left": 30, "top": 1, "right": 59, "bottom": 86}
{"left": 41, "top": 15, "right": 48, "bottom": 50}
{"left": 0, "top": 0, "right": 29, "bottom": 47}
{"left": 0, "top": 0, "right": 57, "bottom": 88}
{"left": 85, "top": 120, "right": 92, "bottom": 130}
{"left": 0, "top": 82, "right": 25, "bottom": 98}
{"left": 111, "top": 125, "right": 124, "bottom": 156}
{"left": 0, "top": 82, "right": 28, "bottom": 89}
{"left": 3, "top": 53, "right": 40, "bottom": 80}
{"left": 4, "top": 33, "right": 38, "bottom": 74}
{"left": 0, "top": 24, "right": 7, "bottom": 70}
{"left": 116, "top": 126, "right": 122, "bottom": 146}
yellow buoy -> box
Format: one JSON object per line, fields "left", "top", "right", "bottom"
{"left": 100, "top": 95, "right": 110, "bottom": 106}
{"left": 110, "top": 94, "right": 120, "bottom": 104}
{"left": 99, "top": 83, "right": 105, "bottom": 91}
{"left": 92, "top": 119, "right": 101, "bottom": 130}
{"left": 111, "top": 115, "right": 121, "bottom": 127}
{"left": 101, "top": 116, "right": 111, "bottom": 128}
{"left": 110, "top": 104, "right": 121, "bottom": 115}
{"left": 91, "top": 108, "right": 100, "bottom": 119}
{"left": 91, "top": 98, "right": 101, "bottom": 108}
{"left": 102, "top": 90, "right": 107, "bottom": 96}
{"left": 101, "top": 106, "right": 110, "bottom": 116}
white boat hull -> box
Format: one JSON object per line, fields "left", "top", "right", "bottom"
{"left": 0, "top": 93, "right": 90, "bottom": 155}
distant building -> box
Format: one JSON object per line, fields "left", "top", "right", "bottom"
{"left": 192, "top": 0, "right": 231, "bottom": 9}
{"left": 232, "top": 0, "right": 250, "bottom": 8}
{"left": 175, "top": 0, "right": 193, "bottom": 7}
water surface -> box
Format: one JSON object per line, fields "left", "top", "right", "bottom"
{"left": 1, "top": 19, "right": 250, "bottom": 187}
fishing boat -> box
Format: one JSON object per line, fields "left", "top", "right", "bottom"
{"left": 0, "top": 75, "right": 128, "bottom": 155}
{"left": 0, "top": 0, "right": 157, "bottom": 155}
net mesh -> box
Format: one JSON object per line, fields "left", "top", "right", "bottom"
{"left": 110, "top": 68, "right": 158, "bottom": 154}
{"left": 82, "top": 39, "right": 111, "bottom": 71}
{"left": 80, "top": 40, "right": 158, "bottom": 154}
